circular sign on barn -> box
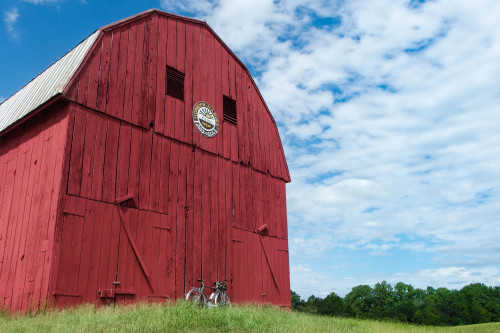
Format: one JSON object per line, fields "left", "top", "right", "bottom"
{"left": 192, "top": 101, "right": 219, "bottom": 138}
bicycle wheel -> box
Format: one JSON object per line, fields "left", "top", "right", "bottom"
{"left": 214, "top": 291, "right": 231, "bottom": 307}
{"left": 186, "top": 288, "right": 206, "bottom": 306}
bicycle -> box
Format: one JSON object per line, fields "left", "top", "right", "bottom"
{"left": 185, "top": 279, "right": 231, "bottom": 307}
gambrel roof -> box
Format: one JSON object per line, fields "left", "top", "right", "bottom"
{"left": 0, "top": 31, "right": 99, "bottom": 133}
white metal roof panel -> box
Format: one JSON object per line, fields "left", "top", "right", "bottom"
{"left": 0, "top": 30, "right": 100, "bottom": 134}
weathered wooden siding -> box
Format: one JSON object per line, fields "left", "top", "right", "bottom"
{"left": 0, "top": 10, "right": 290, "bottom": 312}
{"left": 65, "top": 12, "right": 290, "bottom": 183}
{"left": 60, "top": 11, "right": 290, "bottom": 307}
{"left": 0, "top": 103, "right": 71, "bottom": 312}
{"left": 57, "top": 103, "right": 289, "bottom": 305}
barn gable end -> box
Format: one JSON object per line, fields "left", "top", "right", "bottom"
{"left": 0, "top": 9, "right": 291, "bottom": 312}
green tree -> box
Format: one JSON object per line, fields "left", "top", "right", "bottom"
{"left": 371, "top": 281, "right": 396, "bottom": 320}
{"left": 318, "top": 292, "right": 345, "bottom": 316}
{"left": 290, "top": 290, "right": 302, "bottom": 309}
{"left": 344, "top": 285, "right": 375, "bottom": 318}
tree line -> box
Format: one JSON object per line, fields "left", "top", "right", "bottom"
{"left": 291, "top": 282, "right": 500, "bottom": 326}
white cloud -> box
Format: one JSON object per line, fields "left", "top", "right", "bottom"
{"left": 22, "top": 0, "right": 61, "bottom": 4}
{"left": 164, "top": 0, "right": 500, "bottom": 297}
{"left": 4, "top": 8, "right": 19, "bottom": 39}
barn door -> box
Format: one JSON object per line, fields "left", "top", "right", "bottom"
{"left": 233, "top": 229, "right": 289, "bottom": 304}
{"left": 113, "top": 204, "right": 174, "bottom": 303}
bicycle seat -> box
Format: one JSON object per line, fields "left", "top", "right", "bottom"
{"left": 197, "top": 279, "right": 204, "bottom": 282}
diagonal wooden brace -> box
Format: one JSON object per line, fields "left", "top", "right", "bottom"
{"left": 258, "top": 234, "right": 280, "bottom": 294}
{"left": 115, "top": 205, "right": 155, "bottom": 293}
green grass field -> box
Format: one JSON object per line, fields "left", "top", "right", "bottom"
{"left": 1, "top": 301, "right": 499, "bottom": 333}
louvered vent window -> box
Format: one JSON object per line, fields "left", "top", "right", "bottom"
{"left": 223, "top": 95, "right": 237, "bottom": 126}
{"left": 166, "top": 65, "right": 185, "bottom": 101}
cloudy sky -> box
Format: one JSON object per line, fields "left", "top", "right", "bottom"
{"left": 2, "top": 0, "right": 500, "bottom": 298}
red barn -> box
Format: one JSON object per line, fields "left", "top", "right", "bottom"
{"left": 0, "top": 9, "right": 291, "bottom": 312}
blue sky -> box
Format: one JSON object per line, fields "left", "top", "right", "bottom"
{"left": 2, "top": 0, "right": 500, "bottom": 298}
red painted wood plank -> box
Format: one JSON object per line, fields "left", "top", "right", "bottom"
{"left": 86, "top": 42, "right": 102, "bottom": 110}
{"left": 228, "top": 52, "right": 236, "bottom": 100}
{"left": 91, "top": 113, "right": 107, "bottom": 201}
{"left": 191, "top": 25, "right": 202, "bottom": 148}
{"left": 155, "top": 213, "right": 167, "bottom": 297}
{"left": 73, "top": 198, "right": 93, "bottom": 304}
{"left": 214, "top": 38, "right": 223, "bottom": 156}
{"left": 46, "top": 111, "right": 75, "bottom": 307}
{"left": 115, "top": 207, "right": 130, "bottom": 298}
{"left": 221, "top": 49, "right": 231, "bottom": 158}
{"left": 174, "top": 20, "right": 186, "bottom": 142}
{"left": 17, "top": 120, "right": 45, "bottom": 311}
{"left": 164, "top": 212, "right": 175, "bottom": 299}
{"left": 65, "top": 197, "right": 87, "bottom": 307}
{"left": 21, "top": 118, "right": 49, "bottom": 307}
{"left": 76, "top": 59, "right": 91, "bottom": 106}
{"left": 167, "top": 141, "right": 179, "bottom": 291}
{"left": 132, "top": 19, "right": 146, "bottom": 127}
{"left": 134, "top": 210, "right": 147, "bottom": 298}
{"left": 255, "top": 171, "right": 264, "bottom": 234}
{"left": 236, "top": 69, "right": 246, "bottom": 163}
{"left": 149, "top": 212, "right": 161, "bottom": 294}
{"left": 149, "top": 133, "right": 161, "bottom": 212}
{"left": 183, "top": 23, "right": 194, "bottom": 146}
{"left": 175, "top": 144, "right": 187, "bottom": 298}
{"left": 24, "top": 116, "right": 59, "bottom": 309}
{"left": 232, "top": 162, "right": 240, "bottom": 235}
{"left": 207, "top": 33, "right": 216, "bottom": 154}
{"left": 139, "top": 17, "right": 151, "bottom": 129}
{"left": 166, "top": 17, "right": 177, "bottom": 69}
{"left": 96, "top": 32, "right": 113, "bottom": 113}
{"left": 201, "top": 152, "right": 211, "bottom": 282}
{"left": 115, "top": 26, "right": 130, "bottom": 120}
{"left": 230, "top": 118, "right": 238, "bottom": 162}
{"left": 0, "top": 132, "right": 28, "bottom": 308}
{"left": 8, "top": 131, "right": 34, "bottom": 311}
{"left": 225, "top": 159, "right": 233, "bottom": 296}
{"left": 115, "top": 122, "right": 131, "bottom": 200}
{"left": 154, "top": 17, "right": 168, "bottom": 135}
{"left": 126, "top": 208, "right": 139, "bottom": 299}
{"left": 102, "top": 118, "right": 120, "bottom": 203}
{"left": 184, "top": 146, "right": 195, "bottom": 293}
{"left": 67, "top": 106, "right": 87, "bottom": 196}
{"left": 209, "top": 154, "right": 218, "bottom": 284}
{"left": 55, "top": 197, "right": 76, "bottom": 308}
{"left": 138, "top": 130, "right": 152, "bottom": 209}
{"left": 217, "top": 157, "right": 226, "bottom": 281}
{"left": 95, "top": 202, "right": 114, "bottom": 301}
{"left": 105, "top": 28, "right": 123, "bottom": 118}
{"left": 122, "top": 23, "right": 137, "bottom": 123}
{"left": 158, "top": 137, "right": 170, "bottom": 214}
{"left": 147, "top": 14, "right": 159, "bottom": 130}
{"left": 0, "top": 140, "right": 18, "bottom": 286}
{"left": 81, "top": 200, "right": 100, "bottom": 302}
{"left": 80, "top": 110, "right": 98, "bottom": 198}
{"left": 193, "top": 148, "right": 203, "bottom": 282}
{"left": 141, "top": 210, "right": 155, "bottom": 296}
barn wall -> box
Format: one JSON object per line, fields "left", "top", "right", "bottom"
{"left": 65, "top": 12, "right": 289, "bottom": 183}
{"left": 57, "top": 11, "right": 290, "bottom": 307}
{"left": 0, "top": 102, "right": 71, "bottom": 312}
{"left": 57, "top": 102, "right": 289, "bottom": 305}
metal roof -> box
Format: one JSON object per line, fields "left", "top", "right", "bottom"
{"left": 0, "top": 30, "right": 100, "bottom": 134}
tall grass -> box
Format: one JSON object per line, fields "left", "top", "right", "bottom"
{"left": 0, "top": 301, "right": 498, "bottom": 332}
